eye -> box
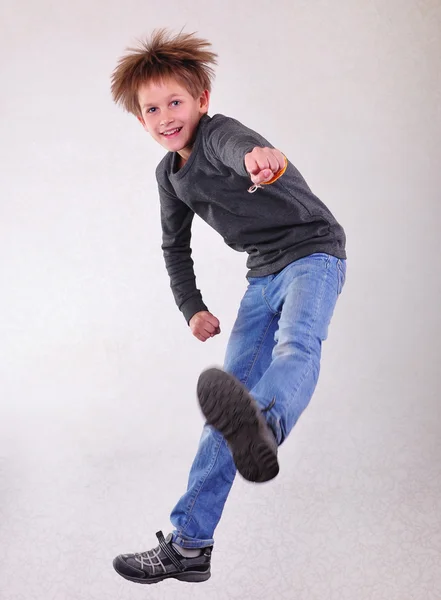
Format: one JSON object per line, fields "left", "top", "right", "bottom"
{"left": 171, "top": 100, "right": 181, "bottom": 107}
{"left": 147, "top": 107, "right": 157, "bottom": 114}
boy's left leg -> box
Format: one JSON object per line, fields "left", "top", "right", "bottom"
{"left": 199, "top": 253, "right": 346, "bottom": 456}
{"left": 196, "top": 253, "right": 346, "bottom": 496}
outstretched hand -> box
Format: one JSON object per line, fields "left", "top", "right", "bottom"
{"left": 245, "top": 147, "right": 286, "bottom": 186}
{"left": 189, "top": 311, "right": 221, "bottom": 342}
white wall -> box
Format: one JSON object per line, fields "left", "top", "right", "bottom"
{"left": 1, "top": 1, "right": 440, "bottom": 598}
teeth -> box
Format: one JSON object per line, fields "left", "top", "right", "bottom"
{"left": 163, "top": 128, "right": 180, "bottom": 136}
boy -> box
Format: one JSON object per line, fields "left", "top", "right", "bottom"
{"left": 110, "top": 29, "right": 347, "bottom": 585}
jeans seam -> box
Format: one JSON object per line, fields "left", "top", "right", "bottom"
{"left": 271, "top": 257, "right": 329, "bottom": 441}
{"left": 243, "top": 311, "right": 279, "bottom": 387}
{"left": 305, "top": 255, "right": 329, "bottom": 360}
{"left": 276, "top": 362, "right": 313, "bottom": 443}
{"left": 178, "top": 431, "right": 224, "bottom": 538}
{"left": 262, "top": 284, "right": 281, "bottom": 316}
{"left": 336, "top": 259, "right": 346, "bottom": 294}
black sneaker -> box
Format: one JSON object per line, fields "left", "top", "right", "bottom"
{"left": 113, "top": 531, "right": 212, "bottom": 585}
{"left": 197, "top": 367, "right": 279, "bottom": 482}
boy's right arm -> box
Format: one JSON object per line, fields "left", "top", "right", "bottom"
{"left": 159, "top": 184, "right": 220, "bottom": 341}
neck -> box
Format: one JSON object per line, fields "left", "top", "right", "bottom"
{"left": 177, "top": 148, "right": 191, "bottom": 169}
{"left": 177, "top": 114, "right": 206, "bottom": 168}
{"left": 178, "top": 145, "right": 192, "bottom": 165}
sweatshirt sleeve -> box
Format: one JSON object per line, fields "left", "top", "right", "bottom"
{"left": 159, "top": 184, "right": 208, "bottom": 324}
{"left": 205, "top": 115, "right": 275, "bottom": 177}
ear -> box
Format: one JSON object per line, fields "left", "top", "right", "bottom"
{"left": 199, "top": 89, "right": 210, "bottom": 114}
{"left": 137, "top": 115, "right": 149, "bottom": 133}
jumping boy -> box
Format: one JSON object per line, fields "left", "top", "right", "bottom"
{"left": 110, "top": 28, "right": 347, "bottom": 585}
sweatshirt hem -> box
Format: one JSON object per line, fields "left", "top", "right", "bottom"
{"left": 246, "top": 244, "right": 347, "bottom": 278}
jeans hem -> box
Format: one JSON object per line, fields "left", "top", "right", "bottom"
{"left": 172, "top": 531, "right": 215, "bottom": 549}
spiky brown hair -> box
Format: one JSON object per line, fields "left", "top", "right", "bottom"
{"left": 111, "top": 28, "right": 218, "bottom": 117}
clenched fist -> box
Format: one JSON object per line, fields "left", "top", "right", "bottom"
{"left": 244, "top": 147, "right": 286, "bottom": 186}
{"left": 189, "top": 311, "right": 221, "bottom": 342}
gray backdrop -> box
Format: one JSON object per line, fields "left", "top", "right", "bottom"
{"left": 1, "top": 1, "right": 440, "bottom": 599}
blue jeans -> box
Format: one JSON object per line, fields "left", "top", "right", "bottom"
{"left": 170, "top": 253, "right": 347, "bottom": 548}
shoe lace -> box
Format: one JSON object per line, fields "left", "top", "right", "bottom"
{"left": 134, "top": 544, "right": 166, "bottom": 575}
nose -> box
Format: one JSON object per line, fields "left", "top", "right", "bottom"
{"left": 160, "top": 111, "right": 174, "bottom": 127}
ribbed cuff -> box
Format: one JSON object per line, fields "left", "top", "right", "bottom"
{"left": 180, "top": 296, "right": 208, "bottom": 325}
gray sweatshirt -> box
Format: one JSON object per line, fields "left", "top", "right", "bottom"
{"left": 156, "top": 113, "right": 347, "bottom": 323}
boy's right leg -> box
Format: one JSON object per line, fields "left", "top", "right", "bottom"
{"left": 113, "top": 277, "right": 279, "bottom": 584}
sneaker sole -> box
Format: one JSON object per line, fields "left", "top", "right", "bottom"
{"left": 197, "top": 368, "right": 279, "bottom": 482}
{"left": 113, "top": 558, "right": 211, "bottom": 584}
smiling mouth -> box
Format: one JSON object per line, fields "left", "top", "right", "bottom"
{"left": 161, "top": 127, "right": 183, "bottom": 137}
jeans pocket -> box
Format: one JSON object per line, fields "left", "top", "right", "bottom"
{"left": 336, "top": 259, "right": 347, "bottom": 295}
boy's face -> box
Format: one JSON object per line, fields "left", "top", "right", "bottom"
{"left": 137, "top": 78, "right": 210, "bottom": 157}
